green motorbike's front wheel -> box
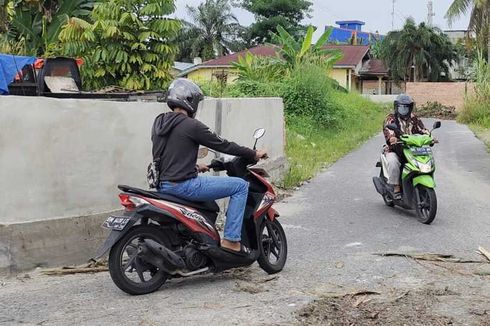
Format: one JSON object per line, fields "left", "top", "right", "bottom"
{"left": 415, "top": 186, "right": 437, "bottom": 224}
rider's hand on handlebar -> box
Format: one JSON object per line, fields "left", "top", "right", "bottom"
{"left": 389, "top": 137, "right": 398, "bottom": 145}
{"left": 196, "top": 163, "right": 210, "bottom": 173}
{"left": 255, "top": 149, "right": 268, "bottom": 161}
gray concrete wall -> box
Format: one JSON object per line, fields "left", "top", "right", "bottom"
{"left": 362, "top": 94, "right": 398, "bottom": 104}
{"left": 0, "top": 96, "right": 285, "bottom": 223}
{"left": 0, "top": 96, "right": 286, "bottom": 274}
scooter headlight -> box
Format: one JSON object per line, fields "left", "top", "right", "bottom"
{"left": 416, "top": 161, "right": 433, "bottom": 173}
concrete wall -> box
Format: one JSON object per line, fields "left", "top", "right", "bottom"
{"left": 330, "top": 69, "right": 348, "bottom": 90}
{"left": 0, "top": 96, "right": 286, "bottom": 274}
{"left": 406, "top": 82, "right": 474, "bottom": 111}
{"left": 0, "top": 96, "right": 285, "bottom": 222}
{"left": 363, "top": 94, "right": 398, "bottom": 104}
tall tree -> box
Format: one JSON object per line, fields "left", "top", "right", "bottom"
{"left": 446, "top": 0, "right": 490, "bottom": 62}
{"left": 6, "top": 0, "right": 94, "bottom": 55}
{"left": 59, "top": 0, "right": 180, "bottom": 90}
{"left": 177, "top": 0, "right": 242, "bottom": 62}
{"left": 380, "top": 19, "right": 458, "bottom": 82}
{"left": 242, "top": 0, "right": 312, "bottom": 44}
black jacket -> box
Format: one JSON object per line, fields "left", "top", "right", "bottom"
{"left": 151, "top": 112, "right": 256, "bottom": 182}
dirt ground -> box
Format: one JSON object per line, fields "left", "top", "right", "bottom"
{"left": 296, "top": 260, "right": 490, "bottom": 326}
{"left": 297, "top": 287, "right": 488, "bottom": 326}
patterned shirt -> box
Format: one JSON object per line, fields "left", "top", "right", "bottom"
{"left": 383, "top": 113, "right": 428, "bottom": 145}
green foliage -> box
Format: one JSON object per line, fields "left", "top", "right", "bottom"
{"left": 178, "top": 0, "right": 242, "bottom": 62}
{"left": 59, "top": 0, "right": 180, "bottom": 91}
{"left": 380, "top": 18, "right": 458, "bottom": 82}
{"left": 241, "top": 0, "right": 312, "bottom": 44}
{"left": 459, "top": 52, "right": 490, "bottom": 128}
{"left": 229, "top": 26, "right": 344, "bottom": 127}
{"left": 7, "top": 0, "right": 93, "bottom": 56}
{"left": 473, "top": 51, "right": 490, "bottom": 101}
{"left": 283, "top": 95, "right": 387, "bottom": 188}
{"left": 0, "top": 33, "right": 28, "bottom": 55}
{"left": 232, "top": 51, "right": 286, "bottom": 82}
{"left": 370, "top": 40, "right": 383, "bottom": 59}
{"left": 446, "top": 0, "right": 490, "bottom": 61}
{"left": 271, "top": 25, "right": 341, "bottom": 69}
{"left": 280, "top": 64, "right": 340, "bottom": 126}
{"left": 0, "top": 0, "right": 14, "bottom": 33}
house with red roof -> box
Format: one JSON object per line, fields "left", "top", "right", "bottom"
{"left": 178, "top": 44, "right": 391, "bottom": 94}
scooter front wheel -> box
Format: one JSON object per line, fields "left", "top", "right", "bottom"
{"left": 415, "top": 186, "right": 437, "bottom": 225}
{"left": 257, "top": 219, "right": 287, "bottom": 274}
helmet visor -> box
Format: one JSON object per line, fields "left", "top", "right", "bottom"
{"left": 397, "top": 104, "right": 411, "bottom": 116}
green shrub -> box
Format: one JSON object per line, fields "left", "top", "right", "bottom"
{"left": 280, "top": 64, "right": 340, "bottom": 127}
{"left": 283, "top": 94, "right": 387, "bottom": 188}
{"left": 227, "top": 80, "right": 282, "bottom": 97}
{"left": 458, "top": 53, "right": 490, "bottom": 128}
{"left": 458, "top": 98, "right": 490, "bottom": 128}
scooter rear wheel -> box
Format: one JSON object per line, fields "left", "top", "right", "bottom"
{"left": 415, "top": 186, "right": 437, "bottom": 225}
{"left": 108, "top": 225, "right": 169, "bottom": 295}
{"left": 257, "top": 219, "right": 287, "bottom": 274}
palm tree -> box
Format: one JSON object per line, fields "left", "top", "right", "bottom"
{"left": 182, "top": 0, "right": 242, "bottom": 61}
{"left": 381, "top": 19, "right": 457, "bottom": 82}
{"left": 446, "top": 0, "right": 490, "bottom": 62}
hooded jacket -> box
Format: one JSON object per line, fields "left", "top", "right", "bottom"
{"left": 151, "top": 112, "right": 257, "bottom": 182}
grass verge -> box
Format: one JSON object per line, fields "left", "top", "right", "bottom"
{"left": 468, "top": 124, "right": 490, "bottom": 151}
{"left": 457, "top": 98, "right": 490, "bottom": 152}
{"left": 282, "top": 93, "right": 388, "bottom": 188}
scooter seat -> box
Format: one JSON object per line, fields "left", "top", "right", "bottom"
{"left": 118, "top": 185, "right": 220, "bottom": 213}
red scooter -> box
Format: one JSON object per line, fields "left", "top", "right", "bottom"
{"left": 95, "top": 128, "right": 287, "bottom": 295}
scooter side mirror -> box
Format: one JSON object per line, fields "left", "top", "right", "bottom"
{"left": 253, "top": 128, "right": 266, "bottom": 140}
{"left": 433, "top": 121, "right": 441, "bottom": 130}
{"left": 252, "top": 128, "right": 266, "bottom": 150}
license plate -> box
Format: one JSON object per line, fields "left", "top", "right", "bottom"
{"left": 411, "top": 147, "right": 432, "bottom": 156}
{"left": 102, "top": 216, "right": 131, "bottom": 231}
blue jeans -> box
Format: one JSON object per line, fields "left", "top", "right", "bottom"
{"left": 158, "top": 176, "right": 249, "bottom": 242}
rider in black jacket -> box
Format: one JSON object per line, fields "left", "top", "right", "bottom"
{"left": 152, "top": 78, "right": 267, "bottom": 255}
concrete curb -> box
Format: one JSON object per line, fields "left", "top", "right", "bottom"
{"left": 0, "top": 211, "right": 114, "bottom": 276}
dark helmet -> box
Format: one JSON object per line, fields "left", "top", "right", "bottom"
{"left": 166, "top": 78, "right": 204, "bottom": 118}
{"left": 394, "top": 94, "right": 414, "bottom": 120}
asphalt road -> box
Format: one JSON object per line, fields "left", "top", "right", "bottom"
{"left": 1, "top": 120, "right": 489, "bottom": 325}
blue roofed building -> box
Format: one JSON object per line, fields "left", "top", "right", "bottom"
{"left": 327, "top": 20, "right": 383, "bottom": 46}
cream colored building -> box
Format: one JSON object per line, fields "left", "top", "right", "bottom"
{"left": 179, "top": 45, "right": 389, "bottom": 93}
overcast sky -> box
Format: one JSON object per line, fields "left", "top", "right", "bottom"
{"left": 174, "top": 0, "right": 471, "bottom": 36}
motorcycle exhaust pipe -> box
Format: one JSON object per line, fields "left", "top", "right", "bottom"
{"left": 139, "top": 239, "right": 186, "bottom": 270}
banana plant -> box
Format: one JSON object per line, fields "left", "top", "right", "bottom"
{"left": 271, "top": 25, "right": 342, "bottom": 70}
{"left": 8, "top": 0, "right": 94, "bottom": 55}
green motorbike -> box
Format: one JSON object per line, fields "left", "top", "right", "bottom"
{"left": 373, "top": 121, "right": 441, "bottom": 224}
